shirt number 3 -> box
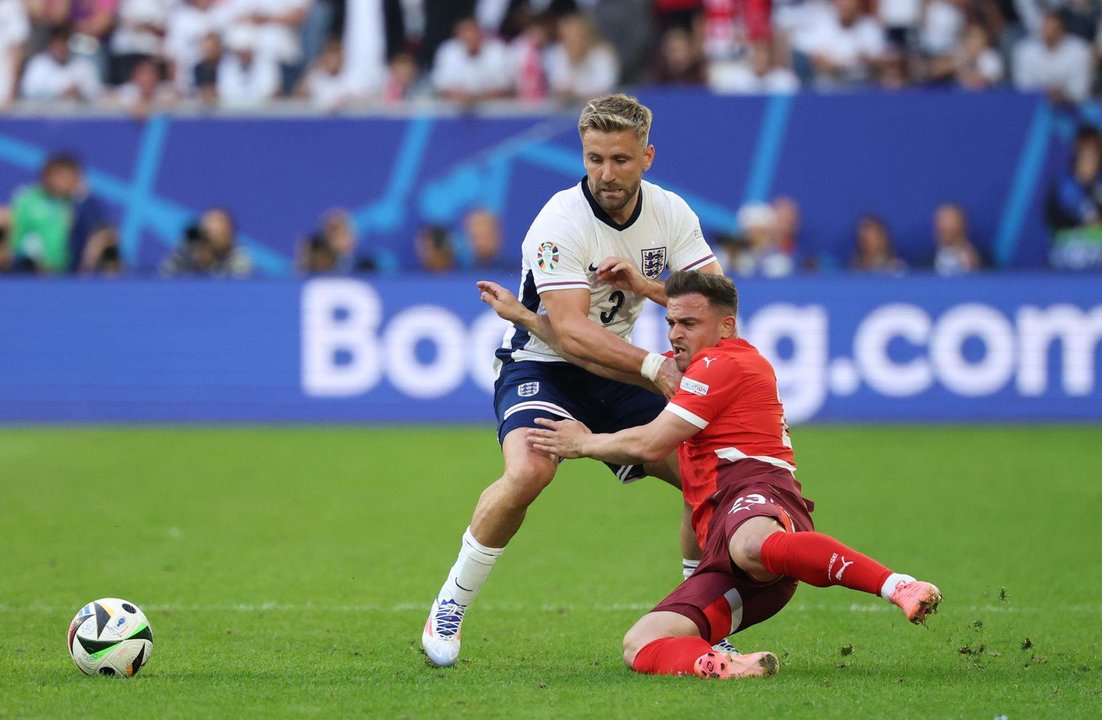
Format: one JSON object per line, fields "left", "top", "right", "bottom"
{"left": 601, "top": 290, "right": 625, "bottom": 325}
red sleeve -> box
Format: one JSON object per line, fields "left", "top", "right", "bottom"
{"left": 664, "top": 353, "right": 738, "bottom": 429}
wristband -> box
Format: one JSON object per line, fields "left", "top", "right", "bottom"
{"left": 640, "top": 352, "right": 665, "bottom": 382}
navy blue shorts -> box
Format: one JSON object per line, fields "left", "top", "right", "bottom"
{"left": 494, "top": 359, "right": 667, "bottom": 482}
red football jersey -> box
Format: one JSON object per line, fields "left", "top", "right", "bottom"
{"left": 664, "top": 337, "right": 797, "bottom": 544}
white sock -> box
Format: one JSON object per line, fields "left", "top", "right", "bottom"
{"left": 880, "top": 573, "right": 916, "bottom": 601}
{"left": 439, "top": 527, "right": 504, "bottom": 606}
{"left": 682, "top": 559, "right": 700, "bottom": 581}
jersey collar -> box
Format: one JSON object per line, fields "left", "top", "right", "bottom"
{"left": 580, "top": 176, "right": 643, "bottom": 231}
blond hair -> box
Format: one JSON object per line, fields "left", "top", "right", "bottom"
{"left": 577, "top": 94, "right": 652, "bottom": 146}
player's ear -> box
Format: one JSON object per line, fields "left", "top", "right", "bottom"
{"left": 722, "top": 315, "right": 736, "bottom": 338}
{"left": 643, "top": 145, "right": 655, "bottom": 171}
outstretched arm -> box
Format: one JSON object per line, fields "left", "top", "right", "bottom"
{"left": 526, "top": 413, "right": 698, "bottom": 466}
{"left": 540, "top": 286, "right": 653, "bottom": 374}
{"left": 477, "top": 280, "right": 656, "bottom": 390}
{"left": 538, "top": 285, "right": 681, "bottom": 397}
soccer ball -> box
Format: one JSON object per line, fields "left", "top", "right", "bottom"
{"left": 67, "top": 598, "right": 153, "bottom": 677}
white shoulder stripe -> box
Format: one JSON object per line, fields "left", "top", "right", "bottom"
{"left": 664, "top": 403, "right": 708, "bottom": 429}
{"left": 714, "top": 447, "right": 796, "bottom": 474}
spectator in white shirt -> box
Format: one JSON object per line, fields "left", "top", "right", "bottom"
{"left": 227, "top": 0, "right": 310, "bottom": 92}
{"left": 192, "top": 31, "right": 222, "bottom": 105}
{"left": 341, "top": 0, "right": 387, "bottom": 98}
{"left": 165, "top": 0, "right": 233, "bottom": 95}
{"left": 217, "top": 24, "right": 280, "bottom": 106}
{"left": 927, "top": 21, "right": 1003, "bottom": 88}
{"left": 878, "top": 0, "right": 921, "bottom": 47}
{"left": 110, "top": 56, "right": 178, "bottom": 116}
{"left": 710, "top": 39, "right": 800, "bottom": 94}
{"left": 431, "top": 16, "right": 512, "bottom": 104}
{"left": 1014, "top": 10, "right": 1093, "bottom": 104}
{"left": 777, "top": 0, "right": 835, "bottom": 54}
{"left": 109, "top": 0, "right": 173, "bottom": 84}
{"left": 0, "top": 0, "right": 30, "bottom": 107}
{"left": 801, "top": 0, "right": 887, "bottom": 87}
{"left": 21, "top": 24, "right": 104, "bottom": 103}
{"left": 917, "top": 0, "right": 965, "bottom": 59}
{"left": 931, "top": 203, "right": 982, "bottom": 275}
{"left": 545, "top": 12, "right": 619, "bottom": 103}
{"left": 295, "top": 39, "right": 360, "bottom": 112}
{"left": 727, "top": 202, "right": 796, "bottom": 278}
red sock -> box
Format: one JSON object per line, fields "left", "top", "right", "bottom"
{"left": 631, "top": 636, "right": 714, "bottom": 675}
{"left": 760, "top": 531, "right": 892, "bottom": 596}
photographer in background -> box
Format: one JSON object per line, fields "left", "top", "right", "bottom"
{"left": 298, "top": 231, "right": 338, "bottom": 274}
{"left": 7, "top": 152, "right": 82, "bottom": 274}
{"left": 1047, "top": 124, "right": 1102, "bottom": 270}
{"left": 76, "top": 225, "right": 123, "bottom": 276}
{"left": 415, "top": 224, "right": 455, "bottom": 273}
{"left": 296, "top": 208, "right": 376, "bottom": 275}
{"left": 0, "top": 206, "right": 11, "bottom": 273}
{"left": 161, "top": 207, "right": 252, "bottom": 277}
{"left": 68, "top": 164, "right": 120, "bottom": 275}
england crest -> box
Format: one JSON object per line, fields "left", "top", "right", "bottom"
{"left": 641, "top": 247, "right": 667, "bottom": 279}
{"left": 518, "top": 382, "right": 540, "bottom": 397}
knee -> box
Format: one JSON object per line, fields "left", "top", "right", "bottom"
{"left": 728, "top": 518, "right": 785, "bottom": 580}
{"left": 729, "top": 533, "right": 765, "bottom": 570}
{"left": 621, "top": 627, "right": 649, "bottom": 669}
{"left": 486, "top": 466, "right": 554, "bottom": 509}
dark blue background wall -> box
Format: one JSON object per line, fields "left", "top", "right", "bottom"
{"left": 0, "top": 90, "right": 1062, "bottom": 274}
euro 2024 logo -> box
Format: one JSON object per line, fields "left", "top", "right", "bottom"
{"left": 537, "top": 242, "right": 559, "bottom": 270}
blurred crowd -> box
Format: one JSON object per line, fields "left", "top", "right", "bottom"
{"left": 0, "top": 149, "right": 1005, "bottom": 278}
{"left": 3, "top": 0, "right": 1102, "bottom": 115}
{"left": 4, "top": 1, "right": 1102, "bottom": 275}
{"left": 0, "top": 150, "right": 518, "bottom": 276}
{"left": 713, "top": 195, "right": 984, "bottom": 278}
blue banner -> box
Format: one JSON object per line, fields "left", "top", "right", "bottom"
{"left": 0, "top": 275, "right": 1098, "bottom": 423}
{"left": 0, "top": 90, "right": 1058, "bottom": 274}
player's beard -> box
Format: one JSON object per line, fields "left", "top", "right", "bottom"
{"left": 591, "top": 178, "right": 641, "bottom": 217}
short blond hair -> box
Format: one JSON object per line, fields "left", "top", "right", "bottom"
{"left": 577, "top": 94, "right": 652, "bottom": 146}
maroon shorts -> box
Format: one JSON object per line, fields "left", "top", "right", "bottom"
{"left": 652, "top": 460, "right": 815, "bottom": 644}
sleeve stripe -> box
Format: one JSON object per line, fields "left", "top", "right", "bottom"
{"left": 536, "top": 280, "right": 590, "bottom": 291}
{"left": 664, "top": 402, "right": 709, "bottom": 429}
{"left": 679, "top": 253, "right": 717, "bottom": 271}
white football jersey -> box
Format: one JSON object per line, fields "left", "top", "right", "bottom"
{"left": 497, "top": 177, "right": 717, "bottom": 366}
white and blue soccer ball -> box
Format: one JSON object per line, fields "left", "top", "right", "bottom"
{"left": 67, "top": 598, "right": 153, "bottom": 677}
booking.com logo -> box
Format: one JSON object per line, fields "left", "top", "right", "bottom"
{"left": 300, "top": 279, "right": 1102, "bottom": 423}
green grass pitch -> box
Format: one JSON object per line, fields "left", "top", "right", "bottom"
{"left": 1, "top": 425, "right": 1100, "bottom": 718}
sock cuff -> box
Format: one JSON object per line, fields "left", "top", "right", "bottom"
{"left": 880, "top": 572, "right": 916, "bottom": 601}
{"left": 463, "top": 527, "right": 504, "bottom": 558}
{"left": 682, "top": 559, "right": 700, "bottom": 580}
